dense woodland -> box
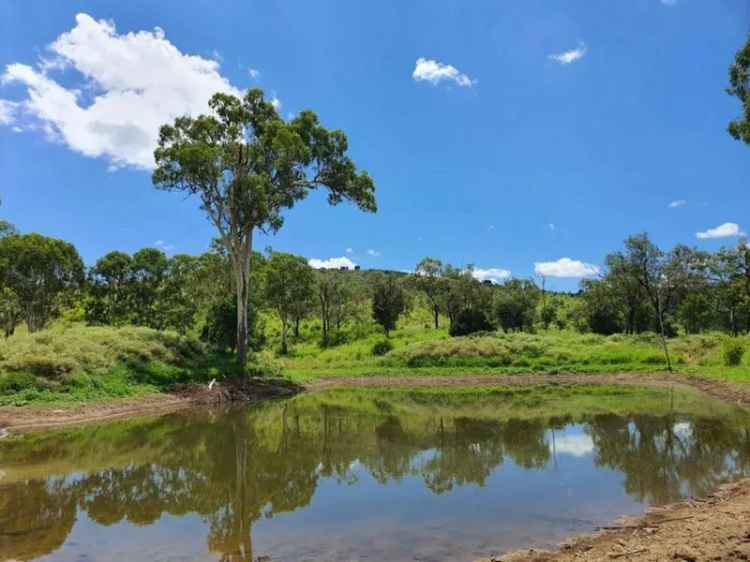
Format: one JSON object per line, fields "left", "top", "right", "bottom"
{"left": 1, "top": 219, "right": 749, "bottom": 357}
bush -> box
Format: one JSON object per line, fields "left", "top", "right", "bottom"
{"left": 0, "top": 372, "right": 49, "bottom": 394}
{"left": 722, "top": 339, "right": 745, "bottom": 366}
{"left": 450, "top": 309, "right": 494, "bottom": 337}
{"left": 372, "top": 339, "right": 394, "bottom": 356}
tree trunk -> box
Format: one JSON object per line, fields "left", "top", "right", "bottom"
{"left": 294, "top": 318, "right": 300, "bottom": 338}
{"left": 280, "top": 320, "right": 289, "bottom": 355}
{"left": 434, "top": 306, "right": 439, "bottom": 329}
{"left": 235, "top": 231, "right": 253, "bottom": 373}
{"left": 655, "top": 298, "right": 673, "bottom": 372}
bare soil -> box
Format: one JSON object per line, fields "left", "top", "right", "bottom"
{"left": 490, "top": 477, "right": 750, "bottom": 562}
{"left": 0, "top": 377, "right": 301, "bottom": 434}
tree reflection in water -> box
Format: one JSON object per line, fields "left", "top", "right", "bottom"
{"left": 1, "top": 389, "right": 749, "bottom": 561}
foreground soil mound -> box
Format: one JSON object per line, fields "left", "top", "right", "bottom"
{"left": 493, "top": 478, "right": 750, "bottom": 562}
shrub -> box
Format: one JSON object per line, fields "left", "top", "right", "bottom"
{"left": 722, "top": 339, "right": 745, "bottom": 366}
{"left": 450, "top": 309, "right": 494, "bottom": 337}
{"left": 372, "top": 339, "right": 394, "bottom": 356}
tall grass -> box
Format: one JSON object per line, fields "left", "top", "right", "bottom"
{"left": 0, "top": 326, "right": 226, "bottom": 405}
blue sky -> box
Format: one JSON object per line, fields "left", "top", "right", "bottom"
{"left": 1, "top": 1, "right": 749, "bottom": 289}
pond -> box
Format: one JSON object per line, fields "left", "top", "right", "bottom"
{"left": 1, "top": 384, "right": 750, "bottom": 562}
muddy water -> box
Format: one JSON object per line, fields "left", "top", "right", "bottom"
{"left": 1, "top": 386, "right": 750, "bottom": 562}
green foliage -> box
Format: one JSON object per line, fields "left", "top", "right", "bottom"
{"left": 493, "top": 279, "right": 539, "bottom": 332}
{"left": 0, "top": 233, "right": 84, "bottom": 332}
{"left": 264, "top": 252, "right": 315, "bottom": 354}
{"left": 371, "top": 339, "right": 394, "bottom": 356}
{"left": 202, "top": 297, "right": 265, "bottom": 353}
{"left": 371, "top": 274, "right": 407, "bottom": 337}
{"left": 727, "top": 33, "right": 750, "bottom": 144}
{"left": 722, "top": 339, "right": 745, "bottom": 366}
{"left": 152, "top": 87, "right": 376, "bottom": 368}
{"left": 449, "top": 308, "right": 493, "bottom": 337}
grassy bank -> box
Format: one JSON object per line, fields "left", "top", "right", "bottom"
{"left": 1, "top": 320, "right": 749, "bottom": 407}
{"left": 0, "top": 325, "right": 235, "bottom": 406}
{"left": 280, "top": 325, "right": 750, "bottom": 383}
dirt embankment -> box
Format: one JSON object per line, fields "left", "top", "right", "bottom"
{"left": 490, "top": 477, "right": 750, "bottom": 562}
{"left": 0, "top": 377, "right": 302, "bottom": 434}
{"left": 3, "top": 372, "right": 750, "bottom": 434}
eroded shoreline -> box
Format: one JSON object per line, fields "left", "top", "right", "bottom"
{"left": 2, "top": 372, "right": 750, "bottom": 433}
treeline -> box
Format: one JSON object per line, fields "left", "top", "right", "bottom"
{"left": 1, "top": 224, "right": 749, "bottom": 355}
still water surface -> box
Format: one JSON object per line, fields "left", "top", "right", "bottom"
{"left": 1, "top": 386, "right": 750, "bottom": 562}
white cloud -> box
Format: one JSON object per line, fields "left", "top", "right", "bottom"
{"left": 534, "top": 257, "right": 599, "bottom": 278}
{"left": 0, "top": 100, "right": 18, "bottom": 125}
{"left": 0, "top": 13, "right": 242, "bottom": 169}
{"left": 552, "top": 433, "right": 594, "bottom": 457}
{"left": 270, "top": 95, "right": 281, "bottom": 111}
{"left": 345, "top": 247, "right": 354, "bottom": 254}
{"left": 154, "top": 239, "right": 175, "bottom": 253}
{"left": 308, "top": 256, "right": 357, "bottom": 270}
{"left": 367, "top": 249, "right": 381, "bottom": 257}
{"left": 412, "top": 57, "right": 475, "bottom": 87}
{"left": 668, "top": 199, "right": 687, "bottom": 208}
{"left": 248, "top": 68, "right": 260, "bottom": 79}
{"left": 471, "top": 267, "right": 511, "bottom": 284}
{"left": 549, "top": 42, "right": 587, "bottom": 65}
{"left": 696, "top": 222, "right": 744, "bottom": 240}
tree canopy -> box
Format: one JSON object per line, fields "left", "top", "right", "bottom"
{"left": 153, "top": 88, "right": 376, "bottom": 370}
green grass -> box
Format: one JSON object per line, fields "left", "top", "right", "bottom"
{"left": 280, "top": 322, "right": 750, "bottom": 384}
{"left": 0, "top": 325, "right": 240, "bottom": 406}
{"left": 3, "top": 309, "right": 750, "bottom": 407}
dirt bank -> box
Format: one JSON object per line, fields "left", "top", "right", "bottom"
{"left": 2, "top": 371, "right": 749, "bottom": 434}
{"left": 305, "top": 372, "right": 750, "bottom": 408}
{"left": 489, "top": 477, "right": 750, "bottom": 562}
{"left": 0, "top": 377, "right": 302, "bottom": 434}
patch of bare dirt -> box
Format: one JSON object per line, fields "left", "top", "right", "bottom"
{"left": 0, "top": 377, "right": 302, "bottom": 434}
{"left": 488, "top": 477, "right": 750, "bottom": 562}
{"left": 305, "top": 372, "right": 750, "bottom": 409}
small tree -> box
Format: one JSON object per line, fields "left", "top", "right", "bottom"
{"left": 372, "top": 274, "right": 406, "bottom": 337}
{"left": 414, "top": 257, "right": 445, "bottom": 329}
{"left": 493, "top": 279, "right": 539, "bottom": 332}
{"left": 317, "top": 270, "right": 354, "bottom": 346}
{"left": 264, "top": 252, "right": 315, "bottom": 354}
{"left": 0, "top": 287, "right": 21, "bottom": 337}
{"left": 153, "top": 88, "right": 376, "bottom": 371}
{"left": 727, "top": 34, "right": 750, "bottom": 144}
{"left": 86, "top": 251, "right": 134, "bottom": 326}
{"left": 0, "top": 233, "right": 84, "bottom": 332}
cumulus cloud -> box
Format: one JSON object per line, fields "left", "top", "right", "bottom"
{"left": 248, "top": 68, "right": 260, "bottom": 79}
{"left": 552, "top": 433, "right": 594, "bottom": 457}
{"left": 366, "top": 249, "right": 381, "bottom": 257}
{"left": 696, "top": 222, "right": 744, "bottom": 240}
{"left": 412, "top": 57, "right": 475, "bottom": 87}
{"left": 308, "top": 256, "right": 357, "bottom": 270}
{"left": 534, "top": 257, "right": 599, "bottom": 278}
{"left": 0, "top": 100, "right": 18, "bottom": 125}
{"left": 0, "top": 13, "right": 244, "bottom": 169}
{"left": 471, "top": 268, "right": 511, "bottom": 284}
{"left": 549, "top": 42, "right": 587, "bottom": 65}
{"left": 668, "top": 199, "right": 687, "bottom": 208}
{"left": 345, "top": 247, "right": 354, "bottom": 255}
